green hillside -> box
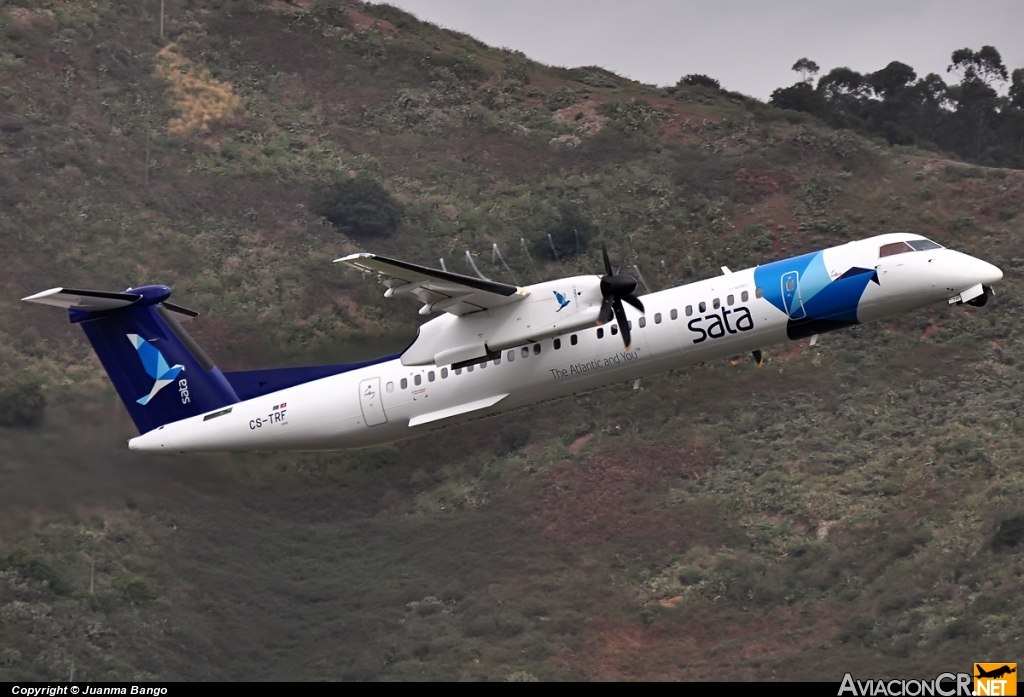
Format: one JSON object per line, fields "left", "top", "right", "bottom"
{"left": 1, "top": 0, "right": 1024, "bottom": 681}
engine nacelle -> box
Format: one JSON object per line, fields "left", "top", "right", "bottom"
{"left": 401, "top": 276, "right": 605, "bottom": 366}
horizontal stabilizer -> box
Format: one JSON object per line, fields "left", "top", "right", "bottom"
{"left": 22, "top": 287, "right": 142, "bottom": 312}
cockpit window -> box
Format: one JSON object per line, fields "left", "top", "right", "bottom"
{"left": 879, "top": 241, "right": 914, "bottom": 257}
{"left": 907, "top": 239, "right": 942, "bottom": 251}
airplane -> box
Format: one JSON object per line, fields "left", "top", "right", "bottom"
{"left": 21, "top": 232, "right": 1002, "bottom": 454}
{"left": 975, "top": 665, "right": 1016, "bottom": 680}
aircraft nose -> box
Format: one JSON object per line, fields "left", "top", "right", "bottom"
{"left": 973, "top": 258, "right": 1003, "bottom": 286}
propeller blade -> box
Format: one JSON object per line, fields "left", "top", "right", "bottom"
{"left": 622, "top": 293, "right": 645, "bottom": 314}
{"left": 601, "top": 242, "right": 613, "bottom": 276}
{"left": 598, "top": 296, "right": 615, "bottom": 325}
{"left": 613, "top": 300, "right": 631, "bottom": 349}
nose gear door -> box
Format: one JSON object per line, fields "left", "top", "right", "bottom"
{"left": 358, "top": 377, "right": 388, "bottom": 426}
{"left": 781, "top": 271, "right": 807, "bottom": 319}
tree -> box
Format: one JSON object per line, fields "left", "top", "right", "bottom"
{"left": 949, "top": 46, "right": 1008, "bottom": 87}
{"left": 791, "top": 58, "right": 820, "bottom": 84}
{"left": 769, "top": 82, "right": 826, "bottom": 117}
{"left": 948, "top": 47, "right": 1006, "bottom": 159}
{"left": 817, "top": 67, "right": 866, "bottom": 102}
{"left": 312, "top": 175, "right": 402, "bottom": 238}
{"left": 869, "top": 61, "right": 917, "bottom": 99}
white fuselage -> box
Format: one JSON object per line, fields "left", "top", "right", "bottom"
{"left": 129, "top": 234, "right": 1002, "bottom": 453}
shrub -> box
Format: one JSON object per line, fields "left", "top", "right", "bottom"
{"left": 113, "top": 575, "right": 158, "bottom": 604}
{"left": 0, "top": 376, "right": 45, "bottom": 428}
{"left": 991, "top": 514, "right": 1024, "bottom": 550}
{"left": 573, "top": 70, "right": 618, "bottom": 88}
{"left": 500, "top": 421, "right": 531, "bottom": 451}
{"left": 679, "top": 74, "right": 720, "bottom": 89}
{"left": 546, "top": 86, "right": 578, "bottom": 111}
{"left": 532, "top": 201, "right": 596, "bottom": 261}
{"left": 312, "top": 175, "right": 402, "bottom": 238}
{"left": 2, "top": 549, "right": 66, "bottom": 594}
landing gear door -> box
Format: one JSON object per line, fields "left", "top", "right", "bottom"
{"left": 781, "top": 271, "right": 807, "bottom": 319}
{"left": 358, "top": 377, "right": 388, "bottom": 426}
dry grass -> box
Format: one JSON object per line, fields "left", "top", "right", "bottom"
{"left": 155, "top": 42, "right": 241, "bottom": 137}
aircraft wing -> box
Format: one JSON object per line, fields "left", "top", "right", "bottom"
{"left": 336, "top": 253, "right": 529, "bottom": 316}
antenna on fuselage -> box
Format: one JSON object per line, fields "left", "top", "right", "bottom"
{"left": 520, "top": 237, "right": 544, "bottom": 283}
{"left": 491, "top": 243, "right": 519, "bottom": 285}
{"left": 465, "top": 250, "right": 491, "bottom": 281}
{"left": 439, "top": 258, "right": 447, "bottom": 272}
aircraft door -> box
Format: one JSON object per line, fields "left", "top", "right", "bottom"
{"left": 780, "top": 271, "right": 807, "bottom": 319}
{"left": 358, "top": 377, "right": 388, "bottom": 427}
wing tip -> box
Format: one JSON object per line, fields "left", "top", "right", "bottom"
{"left": 333, "top": 253, "right": 373, "bottom": 264}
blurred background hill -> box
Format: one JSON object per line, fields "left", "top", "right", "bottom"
{"left": 1, "top": 0, "right": 1023, "bottom": 681}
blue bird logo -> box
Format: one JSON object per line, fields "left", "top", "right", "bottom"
{"left": 128, "top": 334, "right": 185, "bottom": 406}
{"left": 553, "top": 290, "right": 571, "bottom": 312}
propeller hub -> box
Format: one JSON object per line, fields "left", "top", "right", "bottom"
{"left": 600, "top": 274, "right": 637, "bottom": 299}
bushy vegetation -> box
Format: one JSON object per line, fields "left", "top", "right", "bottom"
{"left": 312, "top": 175, "right": 403, "bottom": 238}
{"left": 0, "top": 376, "right": 45, "bottom": 428}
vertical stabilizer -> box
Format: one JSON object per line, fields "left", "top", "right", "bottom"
{"left": 23, "top": 285, "right": 239, "bottom": 434}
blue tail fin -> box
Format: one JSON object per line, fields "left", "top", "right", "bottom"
{"left": 23, "top": 285, "right": 239, "bottom": 434}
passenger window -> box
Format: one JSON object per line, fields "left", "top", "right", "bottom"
{"left": 507, "top": 350, "right": 515, "bottom": 362}
{"left": 639, "top": 317, "right": 647, "bottom": 328}
{"left": 713, "top": 298, "right": 720, "bottom": 309}
{"left": 880, "top": 241, "right": 914, "bottom": 257}
{"left": 554, "top": 338, "right": 561, "bottom": 350}
{"left": 611, "top": 324, "right": 618, "bottom": 336}
{"left": 727, "top": 295, "right": 734, "bottom": 306}
{"left": 741, "top": 291, "right": 749, "bottom": 302}
{"left": 386, "top": 381, "right": 394, "bottom": 393}
{"left": 521, "top": 346, "right": 529, "bottom": 358}
{"left": 597, "top": 328, "right": 604, "bottom": 339}
{"left": 479, "top": 360, "right": 486, "bottom": 369}
{"left": 414, "top": 374, "right": 422, "bottom": 385}
{"left": 654, "top": 313, "right": 662, "bottom": 324}
{"left": 441, "top": 368, "right": 449, "bottom": 379}
{"left": 455, "top": 368, "right": 462, "bottom": 375}
{"left": 570, "top": 334, "right": 578, "bottom": 346}
{"left": 533, "top": 343, "right": 541, "bottom": 355}
{"left": 670, "top": 309, "right": 678, "bottom": 320}
{"left": 400, "top": 378, "right": 408, "bottom": 389}
{"left": 494, "top": 356, "right": 501, "bottom": 366}
{"left": 467, "top": 364, "right": 474, "bottom": 373}
{"left": 685, "top": 305, "right": 693, "bottom": 317}
{"left": 699, "top": 302, "right": 706, "bottom": 313}
{"left": 755, "top": 288, "right": 763, "bottom": 299}
{"left": 428, "top": 371, "right": 435, "bottom": 382}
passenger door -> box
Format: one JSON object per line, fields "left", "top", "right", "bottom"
{"left": 781, "top": 271, "right": 807, "bottom": 319}
{"left": 358, "top": 377, "right": 388, "bottom": 426}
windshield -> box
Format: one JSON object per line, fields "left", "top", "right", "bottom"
{"left": 880, "top": 238, "right": 943, "bottom": 257}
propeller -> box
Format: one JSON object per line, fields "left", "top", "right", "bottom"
{"left": 598, "top": 243, "right": 645, "bottom": 349}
